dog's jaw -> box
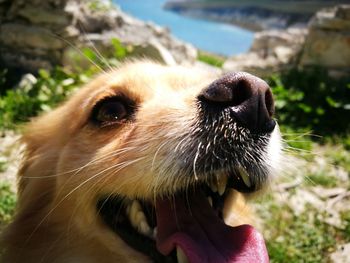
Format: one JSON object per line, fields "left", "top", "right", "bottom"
{"left": 93, "top": 65, "right": 282, "bottom": 263}
{"left": 97, "top": 121, "right": 279, "bottom": 263}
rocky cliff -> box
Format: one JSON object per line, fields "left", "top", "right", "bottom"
{"left": 299, "top": 5, "right": 350, "bottom": 75}
{"left": 0, "top": 0, "right": 197, "bottom": 73}
{"left": 164, "top": 0, "right": 350, "bottom": 31}
{"left": 223, "top": 5, "right": 350, "bottom": 77}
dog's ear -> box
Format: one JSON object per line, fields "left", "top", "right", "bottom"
{"left": 16, "top": 79, "right": 102, "bottom": 213}
{"left": 16, "top": 108, "right": 66, "bottom": 217}
{"left": 0, "top": 108, "right": 68, "bottom": 254}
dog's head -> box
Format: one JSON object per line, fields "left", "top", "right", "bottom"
{"left": 5, "top": 61, "right": 282, "bottom": 262}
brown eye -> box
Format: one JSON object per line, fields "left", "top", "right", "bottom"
{"left": 91, "top": 97, "right": 134, "bottom": 126}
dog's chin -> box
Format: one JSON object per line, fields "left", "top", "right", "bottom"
{"left": 97, "top": 166, "right": 270, "bottom": 263}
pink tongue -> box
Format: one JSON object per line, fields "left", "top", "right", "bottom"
{"left": 155, "top": 191, "right": 269, "bottom": 263}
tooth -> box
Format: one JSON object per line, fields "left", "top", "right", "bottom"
{"left": 217, "top": 175, "right": 227, "bottom": 196}
{"left": 176, "top": 246, "right": 189, "bottom": 263}
{"left": 210, "top": 178, "right": 218, "bottom": 193}
{"left": 139, "top": 220, "right": 152, "bottom": 237}
{"left": 238, "top": 167, "right": 251, "bottom": 187}
{"left": 207, "top": 196, "right": 213, "bottom": 207}
{"left": 127, "top": 200, "right": 152, "bottom": 237}
{"left": 128, "top": 200, "right": 141, "bottom": 225}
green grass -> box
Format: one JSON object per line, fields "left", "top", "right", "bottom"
{"left": 0, "top": 183, "right": 16, "bottom": 227}
{"left": 0, "top": 38, "right": 130, "bottom": 131}
{"left": 197, "top": 51, "right": 225, "bottom": 68}
{"left": 0, "top": 161, "right": 7, "bottom": 173}
{"left": 324, "top": 144, "right": 350, "bottom": 174}
{"left": 0, "top": 68, "right": 87, "bottom": 130}
{"left": 267, "top": 67, "right": 350, "bottom": 137}
{"left": 306, "top": 172, "right": 338, "bottom": 187}
{"left": 342, "top": 211, "right": 350, "bottom": 242}
{"left": 257, "top": 200, "right": 344, "bottom": 263}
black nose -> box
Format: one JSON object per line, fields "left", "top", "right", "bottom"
{"left": 199, "top": 72, "right": 276, "bottom": 133}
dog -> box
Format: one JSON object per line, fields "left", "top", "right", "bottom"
{"left": 1, "top": 61, "right": 282, "bottom": 263}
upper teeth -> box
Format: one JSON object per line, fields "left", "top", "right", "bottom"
{"left": 210, "top": 179, "right": 218, "bottom": 193}
{"left": 238, "top": 166, "right": 251, "bottom": 187}
{"left": 208, "top": 167, "right": 252, "bottom": 195}
{"left": 123, "top": 168, "right": 251, "bottom": 245}
{"left": 209, "top": 174, "right": 228, "bottom": 196}
{"left": 207, "top": 196, "right": 213, "bottom": 207}
{"left": 217, "top": 175, "right": 227, "bottom": 196}
{"left": 126, "top": 200, "right": 153, "bottom": 238}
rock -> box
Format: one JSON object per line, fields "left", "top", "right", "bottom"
{"left": 288, "top": 188, "right": 324, "bottom": 216}
{"left": 1, "top": 52, "right": 54, "bottom": 72}
{"left": 131, "top": 39, "right": 177, "bottom": 66}
{"left": 250, "top": 28, "right": 306, "bottom": 55}
{"left": 0, "top": 23, "right": 65, "bottom": 50}
{"left": 311, "top": 187, "right": 347, "bottom": 199}
{"left": 224, "top": 5, "right": 350, "bottom": 77}
{"left": 223, "top": 28, "right": 306, "bottom": 77}
{"left": 0, "top": 0, "right": 197, "bottom": 73}
{"left": 223, "top": 52, "right": 282, "bottom": 77}
{"left": 299, "top": 5, "right": 350, "bottom": 75}
{"left": 0, "top": 131, "right": 22, "bottom": 191}
{"left": 337, "top": 4, "right": 350, "bottom": 19}
{"left": 274, "top": 46, "right": 294, "bottom": 64}
{"left": 330, "top": 243, "right": 350, "bottom": 263}
{"left": 164, "top": 1, "right": 318, "bottom": 31}
{"left": 17, "top": 73, "right": 37, "bottom": 88}
{"left": 17, "top": 6, "right": 72, "bottom": 28}
{"left": 62, "top": 33, "right": 179, "bottom": 69}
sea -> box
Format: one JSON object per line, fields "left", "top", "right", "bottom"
{"left": 113, "top": 0, "right": 254, "bottom": 56}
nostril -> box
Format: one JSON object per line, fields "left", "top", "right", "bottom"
{"left": 200, "top": 78, "right": 254, "bottom": 107}
{"left": 231, "top": 79, "right": 253, "bottom": 106}
{"left": 202, "top": 83, "right": 233, "bottom": 103}
{"left": 199, "top": 72, "right": 276, "bottom": 134}
{"left": 264, "top": 89, "right": 274, "bottom": 118}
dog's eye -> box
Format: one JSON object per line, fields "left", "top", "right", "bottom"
{"left": 91, "top": 97, "right": 133, "bottom": 126}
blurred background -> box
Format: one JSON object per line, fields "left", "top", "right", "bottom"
{"left": 0, "top": 0, "right": 350, "bottom": 262}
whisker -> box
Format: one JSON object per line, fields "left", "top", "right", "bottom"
{"left": 24, "top": 157, "right": 145, "bottom": 245}
{"left": 20, "top": 147, "right": 137, "bottom": 179}
{"left": 192, "top": 142, "right": 202, "bottom": 181}
{"left": 50, "top": 32, "right": 105, "bottom": 73}
{"left": 78, "top": 21, "right": 114, "bottom": 71}
{"left": 151, "top": 141, "right": 169, "bottom": 170}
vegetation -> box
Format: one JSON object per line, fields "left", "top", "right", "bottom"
{"left": 0, "top": 68, "right": 86, "bottom": 130}
{"left": 264, "top": 204, "right": 340, "bottom": 263}
{"left": 255, "top": 139, "right": 350, "bottom": 262}
{"left": 0, "top": 38, "right": 131, "bottom": 130}
{"left": 197, "top": 51, "right": 225, "bottom": 68}
{"left": 0, "top": 38, "right": 349, "bottom": 262}
{"left": 0, "top": 183, "right": 16, "bottom": 230}
{"left": 87, "top": 0, "right": 113, "bottom": 12}
{"left": 267, "top": 67, "right": 350, "bottom": 138}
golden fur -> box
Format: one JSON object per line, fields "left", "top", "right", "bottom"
{"left": 1, "top": 61, "right": 274, "bottom": 262}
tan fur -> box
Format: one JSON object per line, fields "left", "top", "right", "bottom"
{"left": 1, "top": 61, "right": 255, "bottom": 263}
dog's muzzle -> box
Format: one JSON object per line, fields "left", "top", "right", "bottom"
{"left": 199, "top": 72, "right": 276, "bottom": 134}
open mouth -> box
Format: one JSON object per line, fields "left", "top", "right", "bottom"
{"left": 97, "top": 168, "right": 269, "bottom": 263}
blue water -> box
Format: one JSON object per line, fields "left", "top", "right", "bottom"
{"left": 113, "top": 0, "right": 254, "bottom": 56}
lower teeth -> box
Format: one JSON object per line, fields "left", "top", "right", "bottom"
{"left": 176, "top": 246, "right": 189, "bottom": 263}
{"left": 126, "top": 200, "right": 153, "bottom": 238}
{"left": 207, "top": 196, "right": 213, "bottom": 207}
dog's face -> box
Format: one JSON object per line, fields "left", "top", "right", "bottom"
{"left": 3, "top": 61, "right": 282, "bottom": 263}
